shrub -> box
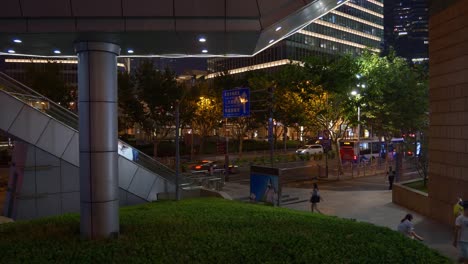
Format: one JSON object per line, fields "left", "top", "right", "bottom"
{"left": 289, "top": 154, "right": 298, "bottom": 162}
{"left": 299, "top": 153, "right": 311, "bottom": 161}
{"left": 0, "top": 199, "right": 450, "bottom": 263}
{"left": 313, "top": 153, "right": 323, "bottom": 161}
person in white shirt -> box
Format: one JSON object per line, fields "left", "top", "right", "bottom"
{"left": 397, "top": 213, "right": 423, "bottom": 241}
{"left": 118, "top": 142, "right": 134, "bottom": 161}
{"left": 454, "top": 202, "right": 468, "bottom": 264}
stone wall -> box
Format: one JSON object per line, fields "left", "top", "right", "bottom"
{"left": 392, "top": 180, "right": 430, "bottom": 217}
{"left": 429, "top": 0, "right": 468, "bottom": 226}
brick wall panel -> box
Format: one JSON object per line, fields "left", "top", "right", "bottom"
{"left": 430, "top": 55, "right": 468, "bottom": 77}
{"left": 431, "top": 12, "right": 468, "bottom": 39}
{"left": 430, "top": 26, "right": 468, "bottom": 53}
{"left": 430, "top": 1, "right": 468, "bottom": 29}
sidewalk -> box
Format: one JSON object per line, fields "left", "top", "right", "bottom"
{"left": 222, "top": 174, "right": 458, "bottom": 261}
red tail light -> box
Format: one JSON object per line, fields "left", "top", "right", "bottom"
{"left": 353, "top": 155, "right": 357, "bottom": 160}
{"left": 195, "top": 165, "right": 202, "bottom": 169}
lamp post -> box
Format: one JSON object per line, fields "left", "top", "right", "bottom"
{"left": 350, "top": 91, "right": 360, "bottom": 133}
{"left": 351, "top": 90, "right": 361, "bottom": 164}
{"left": 357, "top": 105, "right": 360, "bottom": 149}
{"left": 175, "top": 100, "right": 180, "bottom": 200}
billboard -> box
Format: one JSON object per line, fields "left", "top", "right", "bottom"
{"left": 250, "top": 166, "right": 280, "bottom": 206}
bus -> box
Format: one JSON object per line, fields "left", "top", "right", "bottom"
{"left": 339, "top": 139, "right": 384, "bottom": 162}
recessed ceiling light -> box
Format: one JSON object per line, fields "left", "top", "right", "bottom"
{"left": 127, "top": 49, "right": 134, "bottom": 54}
{"left": 202, "top": 49, "right": 208, "bottom": 53}
{"left": 275, "top": 26, "right": 282, "bottom": 31}
{"left": 54, "top": 50, "right": 61, "bottom": 54}
{"left": 269, "top": 39, "right": 274, "bottom": 44}
{"left": 7, "top": 49, "right": 15, "bottom": 54}
{"left": 199, "top": 37, "right": 206, "bottom": 42}
{"left": 13, "top": 39, "right": 22, "bottom": 43}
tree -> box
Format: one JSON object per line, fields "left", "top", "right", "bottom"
{"left": 274, "top": 63, "right": 314, "bottom": 146}
{"left": 178, "top": 78, "right": 199, "bottom": 130}
{"left": 274, "top": 89, "right": 314, "bottom": 149}
{"left": 309, "top": 88, "right": 354, "bottom": 173}
{"left": 231, "top": 116, "right": 257, "bottom": 156}
{"left": 134, "top": 61, "right": 182, "bottom": 158}
{"left": 118, "top": 71, "right": 144, "bottom": 133}
{"left": 192, "top": 95, "right": 222, "bottom": 154}
{"left": 247, "top": 72, "right": 273, "bottom": 137}
{"left": 358, "top": 50, "right": 429, "bottom": 145}
{"left": 299, "top": 55, "right": 359, "bottom": 175}
{"left": 25, "top": 61, "right": 74, "bottom": 107}
{"left": 212, "top": 72, "right": 258, "bottom": 156}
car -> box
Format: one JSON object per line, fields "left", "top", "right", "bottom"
{"left": 190, "top": 160, "right": 238, "bottom": 174}
{"left": 190, "top": 160, "right": 217, "bottom": 173}
{"left": 296, "top": 144, "right": 324, "bottom": 155}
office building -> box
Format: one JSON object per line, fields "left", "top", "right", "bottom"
{"left": 207, "top": 0, "right": 384, "bottom": 76}
{"left": 384, "top": 0, "right": 429, "bottom": 64}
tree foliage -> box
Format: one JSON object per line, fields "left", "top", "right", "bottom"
{"left": 134, "top": 61, "right": 182, "bottom": 158}
{"left": 118, "top": 71, "right": 144, "bottom": 131}
{"left": 25, "top": 62, "right": 74, "bottom": 106}
{"left": 358, "top": 51, "right": 429, "bottom": 140}
{"left": 192, "top": 95, "right": 222, "bottom": 154}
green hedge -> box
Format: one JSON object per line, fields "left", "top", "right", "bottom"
{"left": 0, "top": 198, "right": 450, "bottom": 263}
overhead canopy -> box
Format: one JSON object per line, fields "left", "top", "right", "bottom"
{"left": 0, "top": 0, "right": 347, "bottom": 57}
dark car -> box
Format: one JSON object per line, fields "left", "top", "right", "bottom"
{"left": 190, "top": 160, "right": 238, "bottom": 174}
{"left": 190, "top": 160, "right": 218, "bottom": 173}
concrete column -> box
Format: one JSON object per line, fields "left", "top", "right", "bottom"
{"left": 75, "top": 42, "right": 120, "bottom": 239}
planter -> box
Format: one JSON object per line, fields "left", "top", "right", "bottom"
{"left": 392, "top": 179, "right": 430, "bottom": 217}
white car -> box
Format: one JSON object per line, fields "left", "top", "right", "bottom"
{"left": 296, "top": 144, "right": 324, "bottom": 155}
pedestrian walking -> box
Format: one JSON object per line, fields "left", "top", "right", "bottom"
{"left": 387, "top": 166, "right": 395, "bottom": 190}
{"left": 397, "top": 213, "right": 424, "bottom": 241}
{"left": 310, "top": 183, "right": 323, "bottom": 213}
{"left": 453, "top": 201, "right": 468, "bottom": 264}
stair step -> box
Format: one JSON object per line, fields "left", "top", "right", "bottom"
{"left": 282, "top": 199, "right": 309, "bottom": 205}
{"left": 281, "top": 197, "right": 299, "bottom": 203}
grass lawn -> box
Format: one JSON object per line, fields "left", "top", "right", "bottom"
{"left": 404, "top": 179, "right": 428, "bottom": 193}
{"left": 0, "top": 198, "right": 448, "bottom": 263}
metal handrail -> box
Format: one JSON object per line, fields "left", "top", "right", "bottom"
{"left": 0, "top": 72, "right": 177, "bottom": 183}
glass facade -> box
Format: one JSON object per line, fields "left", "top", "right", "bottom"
{"left": 384, "top": 0, "right": 429, "bottom": 63}
{"left": 208, "top": 0, "right": 384, "bottom": 74}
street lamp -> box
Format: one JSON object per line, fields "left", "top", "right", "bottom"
{"left": 353, "top": 72, "right": 367, "bottom": 167}
{"left": 351, "top": 90, "right": 361, "bottom": 160}
{"left": 175, "top": 100, "right": 180, "bottom": 201}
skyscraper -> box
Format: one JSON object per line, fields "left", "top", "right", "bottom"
{"left": 384, "top": 0, "right": 429, "bottom": 64}
{"left": 207, "top": 0, "right": 384, "bottom": 76}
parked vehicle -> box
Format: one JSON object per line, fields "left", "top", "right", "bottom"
{"left": 296, "top": 144, "right": 324, "bottom": 155}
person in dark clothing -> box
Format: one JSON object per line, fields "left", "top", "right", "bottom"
{"left": 388, "top": 166, "right": 395, "bottom": 190}
{"left": 310, "top": 183, "right": 323, "bottom": 213}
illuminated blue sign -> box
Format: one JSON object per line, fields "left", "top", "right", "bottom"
{"left": 223, "top": 88, "right": 250, "bottom": 118}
